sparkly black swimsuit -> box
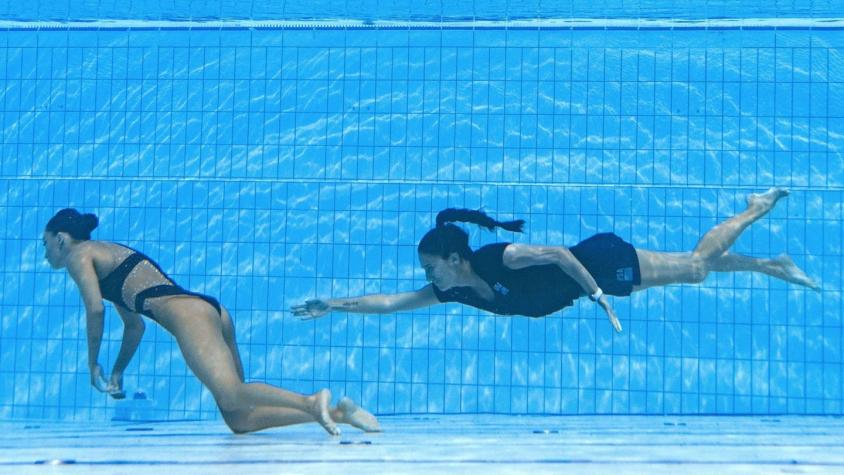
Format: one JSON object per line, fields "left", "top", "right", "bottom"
{"left": 98, "top": 245, "right": 221, "bottom": 321}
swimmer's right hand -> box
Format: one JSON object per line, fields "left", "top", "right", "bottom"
{"left": 291, "top": 299, "right": 331, "bottom": 320}
{"left": 89, "top": 364, "right": 109, "bottom": 393}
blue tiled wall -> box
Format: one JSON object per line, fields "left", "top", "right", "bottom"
{"left": 0, "top": 26, "right": 841, "bottom": 421}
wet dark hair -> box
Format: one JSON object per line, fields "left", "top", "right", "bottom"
{"left": 45, "top": 208, "right": 99, "bottom": 241}
{"left": 418, "top": 208, "right": 524, "bottom": 259}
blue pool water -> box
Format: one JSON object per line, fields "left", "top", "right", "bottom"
{"left": 0, "top": 2, "right": 842, "bottom": 426}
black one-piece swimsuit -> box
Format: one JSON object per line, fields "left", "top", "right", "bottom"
{"left": 432, "top": 233, "right": 641, "bottom": 317}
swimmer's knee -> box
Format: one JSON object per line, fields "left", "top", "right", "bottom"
{"left": 220, "top": 409, "right": 252, "bottom": 434}
{"left": 213, "top": 384, "right": 246, "bottom": 413}
{"left": 688, "top": 256, "right": 709, "bottom": 283}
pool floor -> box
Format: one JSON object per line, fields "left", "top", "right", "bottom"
{"left": 1, "top": 415, "right": 842, "bottom": 474}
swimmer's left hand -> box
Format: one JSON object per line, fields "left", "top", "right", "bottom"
{"left": 597, "top": 296, "right": 623, "bottom": 333}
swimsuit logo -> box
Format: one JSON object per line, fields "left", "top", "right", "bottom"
{"left": 616, "top": 267, "right": 633, "bottom": 282}
{"left": 493, "top": 282, "right": 510, "bottom": 295}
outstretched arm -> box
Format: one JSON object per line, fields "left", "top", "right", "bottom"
{"left": 65, "top": 252, "right": 110, "bottom": 392}
{"left": 292, "top": 285, "right": 440, "bottom": 320}
{"left": 503, "top": 243, "right": 622, "bottom": 332}
{"left": 108, "top": 306, "right": 145, "bottom": 398}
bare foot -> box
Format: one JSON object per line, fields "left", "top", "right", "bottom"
{"left": 747, "top": 187, "right": 790, "bottom": 214}
{"left": 771, "top": 254, "right": 821, "bottom": 291}
{"left": 311, "top": 389, "right": 340, "bottom": 436}
{"left": 336, "top": 397, "right": 381, "bottom": 432}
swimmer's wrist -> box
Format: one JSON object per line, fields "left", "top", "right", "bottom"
{"left": 328, "top": 298, "right": 359, "bottom": 311}
{"left": 588, "top": 288, "right": 603, "bottom": 302}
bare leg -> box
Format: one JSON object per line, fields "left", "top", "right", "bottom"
{"left": 633, "top": 250, "right": 703, "bottom": 291}
{"left": 634, "top": 248, "right": 820, "bottom": 292}
{"left": 632, "top": 187, "right": 822, "bottom": 292}
{"left": 222, "top": 398, "right": 382, "bottom": 434}
{"left": 692, "top": 187, "right": 789, "bottom": 259}
{"left": 220, "top": 306, "right": 244, "bottom": 382}
{"left": 221, "top": 407, "right": 316, "bottom": 434}
{"left": 709, "top": 252, "right": 820, "bottom": 290}
{"left": 158, "top": 298, "right": 339, "bottom": 435}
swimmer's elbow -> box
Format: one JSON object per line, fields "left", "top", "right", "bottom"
{"left": 555, "top": 247, "right": 581, "bottom": 271}
{"left": 357, "top": 291, "right": 431, "bottom": 314}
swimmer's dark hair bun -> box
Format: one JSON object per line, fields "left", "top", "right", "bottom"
{"left": 81, "top": 213, "right": 99, "bottom": 232}
{"left": 45, "top": 208, "right": 99, "bottom": 240}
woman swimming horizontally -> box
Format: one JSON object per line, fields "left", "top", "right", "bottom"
{"left": 293, "top": 188, "right": 819, "bottom": 330}
{"left": 44, "top": 208, "right": 380, "bottom": 435}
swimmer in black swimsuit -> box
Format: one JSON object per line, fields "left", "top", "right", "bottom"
{"left": 44, "top": 208, "right": 380, "bottom": 435}
{"left": 293, "top": 188, "right": 820, "bottom": 331}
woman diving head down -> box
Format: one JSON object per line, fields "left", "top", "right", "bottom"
{"left": 44, "top": 208, "right": 380, "bottom": 436}
{"left": 294, "top": 188, "right": 820, "bottom": 330}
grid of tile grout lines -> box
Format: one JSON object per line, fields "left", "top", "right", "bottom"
{"left": 0, "top": 24, "right": 841, "bottom": 421}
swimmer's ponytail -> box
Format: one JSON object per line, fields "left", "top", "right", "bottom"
{"left": 419, "top": 208, "right": 526, "bottom": 259}
{"left": 435, "top": 208, "right": 525, "bottom": 233}
{"left": 45, "top": 208, "right": 99, "bottom": 241}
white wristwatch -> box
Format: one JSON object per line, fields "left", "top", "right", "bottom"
{"left": 589, "top": 288, "right": 603, "bottom": 302}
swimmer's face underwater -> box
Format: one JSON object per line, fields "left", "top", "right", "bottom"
{"left": 42, "top": 231, "right": 68, "bottom": 269}
{"left": 419, "top": 251, "right": 465, "bottom": 291}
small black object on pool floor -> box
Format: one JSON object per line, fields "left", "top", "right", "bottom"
{"left": 35, "top": 459, "right": 77, "bottom": 465}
